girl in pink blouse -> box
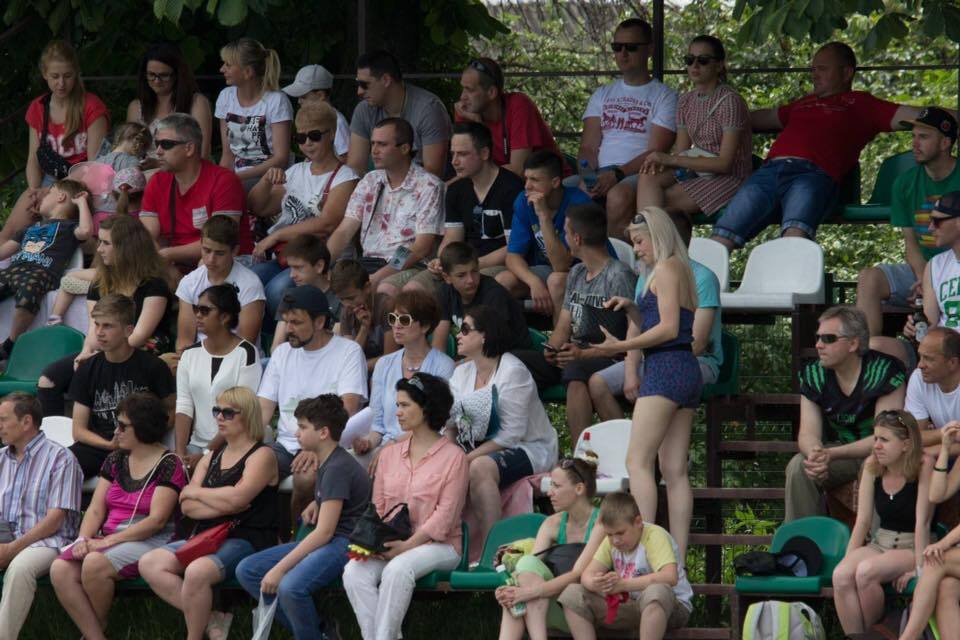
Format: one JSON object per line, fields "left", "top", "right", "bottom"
{"left": 343, "top": 372, "right": 469, "bottom": 640}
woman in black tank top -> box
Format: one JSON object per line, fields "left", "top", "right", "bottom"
{"left": 138, "top": 386, "right": 278, "bottom": 640}
{"left": 833, "top": 410, "right": 932, "bottom": 638}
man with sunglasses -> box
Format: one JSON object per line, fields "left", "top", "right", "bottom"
{"left": 454, "top": 57, "right": 562, "bottom": 178}
{"left": 139, "top": 113, "right": 253, "bottom": 270}
{"left": 787, "top": 305, "right": 906, "bottom": 521}
{"left": 578, "top": 17, "right": 677, "bottom": 237}
{"left": 347, "top": 50, "right": 451, "bottom": 179}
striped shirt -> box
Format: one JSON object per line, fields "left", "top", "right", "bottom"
{"left": 0, "top": 432, "right": 82, "bottom": 548}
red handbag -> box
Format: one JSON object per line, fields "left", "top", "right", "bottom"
{"left": 174, "top": 521, "right": 235, "bottom": 567}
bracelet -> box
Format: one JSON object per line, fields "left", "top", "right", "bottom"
{"left": 935, "top": 466, "right": 949, "bottom": 472}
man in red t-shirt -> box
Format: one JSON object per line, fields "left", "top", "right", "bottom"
{"left": 711, "top": 42, "right": 935, "bottom": 250}
{"left": 455, "top": 57, "right": 563, "bottom": 178}
{"left": 139, "top": 113, "right": 252, "bottom": 271}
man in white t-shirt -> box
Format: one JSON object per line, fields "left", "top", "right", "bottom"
{"left": 281, "top": 64, "right": 351, "bottom": 160}
{"left": 174, "top": 216, "right": 266, "bottom": 353}
{"left": 258, "top": 285, "right": 368, "bottom": 518}
{"left": 578, "top": 18, "right": 678, "bottom": 240}
{"left": 906, "top": 328, "right": 960, "bottom": 441}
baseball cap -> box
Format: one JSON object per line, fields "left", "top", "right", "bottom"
{"left": 113, "top": 167, "right": 146, "bottom": 194}
{"left": 279, "top": 285, "right": 330, "bottom": 315}
{"left": 933, "top": 191, "right": 960, "bottom": 219}
{"left": 282, "top": 65, "right": 334, "bottom": 97}
{"left": 901, "top": 106, "right": 958, "bottom": 142}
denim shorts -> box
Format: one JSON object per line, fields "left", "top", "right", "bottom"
{"left": 165, "top": 537, "right": 256, "bottom": 580}
{"left": 711, "top": 158, "right": 838, "bottom": 248}
{"left": 878, "top": 263, "right": 917, "bottom": 307}
{"left": 268, "top": 441, "right": 297, "bottom": 480}
{"left": 488, "top": 447, "right": 534, "bottom": 488}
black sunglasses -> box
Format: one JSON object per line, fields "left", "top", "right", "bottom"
{"left": 611, "top": 41, "right": 648, "bottom": 53}
{"left": 115, "top": 418, "right": 132, "bottom": 432}
{"left": 211, "top": 406, "right": 239, "bottom": 420}
{"left": 156, "top": 139, "right": 188, "bottom": 150}
{"left": 193, "top": 304, "right": 215, "bottom": 317}
{"left": 815, "top": 333, "right": 848, "bottom": 344}
{"left": 876, "top": 409, "right": 909, "bottom": 428}
{"left": 460, "top": 321, "right": 475, "bottom": 336}
{"left": 293, "top": 130, "right": 329, "bottom": 145}
{"left": 931, "top": 215, "right": 955, "bottom": 228}
{"left": 684, "top": 54, "right": 719, "bottom": 66}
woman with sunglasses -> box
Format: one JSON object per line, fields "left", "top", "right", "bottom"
{"left": 51, "top": 392, "right": 187, "bottom": 640}
{"left": 448, "top": 305, "right": 558, "bottom": 559}
{"left": 833, "top": 410, "right": 932, "bottom": 637}
{"left": 635, "top": 35, "right": 751, "bottom": 220}
{"left": 352, "top": 290, "right": 454, "bottom": 459}
{"left": 594, "top": 207, "right": 700, "bottom": 561}
{"left": 140, "top": 386, "right": 278, "bottom": 640}
{"left": 126, "top": 42, "right": 213, "bottom": 160}
{"left": 247, "top": 101, "right": 359, "bottom": 322}
{"left": 343, "top": 372, "right": 468, "bottom": 640}
{"left": 174, "top": 284, "right": 261, "bottom": 474}
{"left": 496, "top": 455, "right": 601, "bottom": 640}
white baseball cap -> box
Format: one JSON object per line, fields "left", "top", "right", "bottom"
{"left": 282, "top": 65, "right": 334, "bottom": 97}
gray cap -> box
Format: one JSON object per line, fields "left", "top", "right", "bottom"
{"left": 282, "top": 65, "right": 334, "bottom": 97}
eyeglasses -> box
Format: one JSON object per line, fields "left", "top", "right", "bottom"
{"left": 611, "top": 41, "right": 649, "bottom": 53}
{"left": 146, "top": 71, "right": 175, "bottom": 82}
{"left": 115, "top": 419, "right": 132, "bottom": 432}
{"left": 356, "top": 79, "right": 371, "bottom": 90}
{"left": 468, "top": 59, "right": 503, "bottom": 89}
{"left": 684, "top": 54, "right": 719, "bottom": 66}
{"left": 211, "top": 406, "right": 239, "bottom": 420}
{"left": 815, "top": 333, "right": 848, "bottom": 344}
{"left": 387, "top": 312, "right": 415, "bottom": 327}
{"left": 407, "top": 375, "right": 425, "bottom": 392}
{"left": 459, "top": 321, "right": 476, "bottom": 336}
{"left": 631, "top": 213, "right": 647, "bottom": 225}
{"left": 193, "top": 304, "right": 215, "bottom": 317}
{"left": 293, "top": 130, "right": 329, "bottom": 145}
{"left": 877, "top": 409, "right": 909, "bottom": 429}
{"left": 930, "top": 215, "right": 955, "bottom": 228}
{"left": 558, "top": 458, "right": 585, "bottom": 483}
{"left": 156, "top": 139, "right": 188, "bottom": 150}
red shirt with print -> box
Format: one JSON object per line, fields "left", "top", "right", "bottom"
{"left": 456, "top": 92, "right": 564, "bottom": 168}
{"left": 25, "top": 93, "right": 109, "bottom": 165}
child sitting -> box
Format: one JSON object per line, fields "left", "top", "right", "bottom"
{"left": 329, "top": 259, "right": 393, "bottom": 372}
{"left": 270, "top": 235, "right": 340, "bottom": 350}
{"left": 96, "top": 121, "right": 152, "bottom": 172}
{"left": 47, "top": 167, "right": 147, "bottom": 326}
{"left": 558, "top": 492, "right": 693, "bottom": 640}
{"left": 0, "top": 178, "right": 91, "bottom": 355}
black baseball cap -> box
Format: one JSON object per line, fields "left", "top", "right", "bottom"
{"left": 901, "top": 106, "right": 958, "bottom": 142}
{"left": 278, "top": 285, "right": 330, "bottom": 315}
{"left": 933, "top": 191, "right": 960, "bottom": 219}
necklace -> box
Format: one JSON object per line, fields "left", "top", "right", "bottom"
{"left": 403, "top": 353, "right": 425, "bottom": 372}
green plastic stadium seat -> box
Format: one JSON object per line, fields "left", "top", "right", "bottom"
{"left": 416, "top": 521, "right": 469, "bottom": 588}
{"left": 735, "top": 516, "right": 850, "bottom": 595}
{"left": 843, "top": 151, "right": 917, "bottom": 222}
{"left": 0, "top": 325, "right": 85, "bottom": 396}
{"left": 527, "top": 329, "right": 566, "bottom": 402}
{"left": 449, "top": 513, "right": 547, "bottom": 590}
{"left": 701, "top": 331, "right": 740, "bottom": 400}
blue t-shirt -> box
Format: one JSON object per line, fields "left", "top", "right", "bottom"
{"left": 634, "top": 258, "right": 722, "bottom": 377}
{"left": 507, "top": 186, "right": 592, "bottom": 266}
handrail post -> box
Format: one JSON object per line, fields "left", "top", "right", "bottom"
{"left": 653, "top": 0, "right": 665, "bottom": 81}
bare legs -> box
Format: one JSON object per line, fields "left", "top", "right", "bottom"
{"left": 138, "top": 548, "right": 223, "bottom": 640}
{"left": 856, "top": 266, "right": 892, "bottom": 336}
{"left": 50, "top": 554, "right": 120, "bottom": 640}
{"left": 469, "top": 456, "right": 503, "bottom": 563}
{"left": 832, "top": 546, "right": 913, "bottom": 635}
{"left": 497, "top": 572, "right": 550, "bottom": 640}
{"left": 900, "top": 547, "right": 960, "bottom": 640}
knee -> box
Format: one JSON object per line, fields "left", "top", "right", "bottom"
{"left": 546, "top": 272, "right": 567, "bottom": 295}
{"left": 587, "top": 373, "right": 610, "bottom": 400}
{"left": 854, "top": 560, "right": 879, "bottom": 587}
{"left": 381, "top": 560, "right": 416, "bottom": 589}
{"left": 341, "top": 559, "right": 366, "bottom": 590}
{"left": 857, "top": 267, "right": 886, "bottom": 295}
{"left": 376, "top": 282, "right": 399, "bottom": 300}
{"left": 785, "top": 453, "right": 807, "bottom": 482}
{"left": 658, "top": 453, "right": 688, "bottom": 482}
{"left": 832, "top": 561, "right": 855, "bottom": 587}
{"left": 606, "top": 183, "right": 634, "bottom": 213}
{"left": 469, "top": 456, "right": 499, "bottom": 490}
{"left": 80, "top": 553, "right": 115, "bottom": 585}
{"left": 183, "top": 559, "right": 219, "bottom": 591}
{"left": 293, "top": 471, "right": 314, "bottom": 493}
{"left": 49, "top": 558, "right": 71, "bottom": 584}
{"left": 37, "top": 375, "right": 54, "bottom": 389}
{"left": 402, "top": 279, "right": 426, "bottom": 293}
{"left": 137, "top": 549, "right": 168, "bottom": 580}
{"left": 938, "top": 577, "right": 960, "bottom": 605}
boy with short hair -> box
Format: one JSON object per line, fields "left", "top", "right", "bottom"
{"left": 558, "top": 492, "right": 693, "bottom": 639}
{"left": 271, "top": 236, "right": 341, "bottom": 351}
{"left": 174, "top": 215, "right": 266, "bottom": 353}
{"left": 0, "top": 178, "right": 91, "bottom": 354}
{"left": 431, "top": 241, "right": 529, "bottom": 353}
{"left": 329, "top": 259, "right": 394, "bottom": 371}
{"left": 236, "top": 394, "right": 370, "bottom": 640}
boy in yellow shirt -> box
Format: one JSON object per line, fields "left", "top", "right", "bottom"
{"left": 558, "top": 492, "right": 693, "bottom": 639}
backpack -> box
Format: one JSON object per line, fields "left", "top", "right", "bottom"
{"left": 734, "top": 536, "right": 823, "bottom": 577}
{"left": 742, "top": 601, "right": 825, "bottom": 640}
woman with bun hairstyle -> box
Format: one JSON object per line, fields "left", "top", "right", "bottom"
{"left": 496, "top": 454, "right": 603, "bottom": 640}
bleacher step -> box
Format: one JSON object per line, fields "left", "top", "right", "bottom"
{"left": 718, "top": 441, "right": 797, "bottom": 453}
{"left": 689, "top": 533, "right": 773, "bottom": 546}
{"left": 693, "top": 487, "right": 785, "bottom": 500}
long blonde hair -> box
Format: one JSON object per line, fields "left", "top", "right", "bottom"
{"left": 94, "top": 216, "right": 170, "bottom": 296}
{"left": 40, "top": 41, "right": 85, "bottom": 144}
{"left": 220, "top": 38, "right": 280, "bottom": 93}
{"left": 866, "top": 410, "right": 923, "bottom": 481}
{"left": 628, "top": 207, "right": 698, "bottom": 309}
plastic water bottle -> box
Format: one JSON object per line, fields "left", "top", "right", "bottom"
{"left": 579, "top": 159, "right": 598, "bottom": 190}
{"left": 496, "top": 565, "right": 526, "bottom": 618}
{"left": 914, "top": 296, "right": 929, "bottom": 343}
{"left": 574, "top": 431, "right": 594, "bottom": 460}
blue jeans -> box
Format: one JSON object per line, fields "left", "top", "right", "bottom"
{"left": 250, "top": 260, "right": 293, "bottom": 331}
{"left": 711, "top": 158, "right": 838, "bottom": 248}
{"left": 164, "top": 537, "right": 255, "bottom": 580}
{"left": 235, "top": 536, "right": 349, "bottom": 640}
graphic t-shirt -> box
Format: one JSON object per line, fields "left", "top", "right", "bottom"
{"left": 889, "top": 162, "right": 960, "bottom": 261}
{"left": 445, "top": 169, "right": 524, "bottom": 257}
{"left": 563, "top": 259, "right": 637, "bottom": 342}
{"left": 583, "top": 79, "right": 678, "bottom": 167}
{"left": 273, "top": 162, "right": 359, "bottom": 233}
{"left": 507, "top": 187, "right": 592, "bottom": 267}
{"left": 930, "top": 249, "right": 960, "bottom": 329}
{"left": 25, "top": 93, "right": 109, "bottom": 166}
{"left": 797, "top": 349, "right": 906, "bottom": 444}
{"left": 455, "top": 92, "right": 561, "bottom": 166}
{"left": 315, "top": 446, "right": 372, "bottom": 538}
{"left": 69, "top": 349, "right": 176, "bottom": 440}
{"left": 439, "top": 275, "right": 530, "bottom": 350}
{"left": 88, "top": 277, "right": 176, "bottom": 355}
{"left": 214, "top": 87, "right": 294, "bottom": 171}
{"left": 12, "top": 220, "right": 80, "bottom": 277}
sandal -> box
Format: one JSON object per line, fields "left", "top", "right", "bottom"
{"left": 205, "top": 611, "right": 233, "bottom": 640}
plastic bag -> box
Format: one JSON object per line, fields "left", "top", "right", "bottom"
{"left": 251, "top": 593, "right": 278, "bottom": 640}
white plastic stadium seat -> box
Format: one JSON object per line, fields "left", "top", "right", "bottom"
{"left": 540, "top": 419, "right": 631, "bottom": 495}
{"left": 0, "top": 249, "right": 89, "bottom": 341}
{"left": 608, "top": 238, "right": 636, "bottom": 271}
{"left": 688, "top": 237, "right": 730, "bottom": 292}
{"left": 41, "top": 415, "right": 97, "bottom": 491}
{"left": 720, "top": 237, "right": 825, "bottom": 311}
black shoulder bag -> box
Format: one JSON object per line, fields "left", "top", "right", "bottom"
{"left": 35, "top": 94, "right": 72, "bottom": 180}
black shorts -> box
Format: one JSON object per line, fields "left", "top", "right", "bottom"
{"left": 488, "top": 447, "right": 534, "bottom": 488}
{"left": 0, "top": 262, "right": 59, "bottom": 313}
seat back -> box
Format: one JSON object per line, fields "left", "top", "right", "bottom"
{"left": 576, "top": 419, "right": 632, "bottom": 480}
{"left": 477, "top": 513, "right": 547, "bottom": 570}
{"left": 5, "top": 326, "right": 85, "bottom": 382}
{"left": 689, "top": 237, "right": 730, "bottom": 292}
{"left": 770, "top": 516, "right": 850, "bottom": 578}
{"left": 702, "top": 331, "right": 740, "bottom": 399}
{"left": 735, "top": 238, "right": 824, "bottom": 300}
{"left": 41, "top": 415, "right": 74, "bottom": 448}
{"left": 608, "top": 238, "right": 636, "bottom": 271}
{"left": 528, "top": 328, "right": 547, "bottom": 350}
{"left": 868, "top": 152, "right": 918, "bottom": 205}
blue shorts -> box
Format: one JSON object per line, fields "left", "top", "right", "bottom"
{"left": 268, "top": 441, "right": 297, "bottom": 480}
{"left": 877, "top": 263, "right": 917, "bottom": 307}
{"left": 489, "top": 447, "right": 534, "bottom": 488}
{"left": 164, "top": 537, "right": 256, "bottom": 581}
{"left": 711, "top": 158, "right": 838, "bottom": 248}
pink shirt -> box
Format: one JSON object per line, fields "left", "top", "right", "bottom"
{"left": 374, "top": 437, "right": 469, "bottom": 554}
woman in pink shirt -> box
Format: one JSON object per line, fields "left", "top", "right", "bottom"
{"left": 343, "top": 372, "right": 469, "bottom": 640}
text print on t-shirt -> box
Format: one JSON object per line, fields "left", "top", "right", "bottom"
{"left": 225, "top": 113, "right": 270, "bottom": 167}
{"left": 601, "top": 97, "right": 651, "bottom": 134}
{"left": 43, "top": 130, "right": 88, "bottom": 160}
{"left": 94, "top": 380, "right": 150, "bottom": 430}
{"left": 13, "top": 223, "right": 61, "bottom": 269}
